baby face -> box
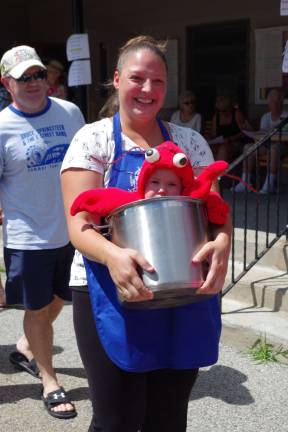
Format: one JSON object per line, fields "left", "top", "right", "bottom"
{"left": 144, "top": 168, "right": 182, "bottom": 198}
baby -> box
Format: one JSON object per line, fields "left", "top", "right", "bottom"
{"left": 71, "top": 141, "right": 229, "bottom": 225}
{"left": 144, "top": 167, "right": 182, "bottom": 198}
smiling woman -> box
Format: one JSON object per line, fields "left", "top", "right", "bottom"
{"left": 61, "top": 34, "right": 231, "bottom": 432}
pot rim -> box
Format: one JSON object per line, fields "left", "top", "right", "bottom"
{"left": 107, "top": 196, "right": 204, "bottom": 220}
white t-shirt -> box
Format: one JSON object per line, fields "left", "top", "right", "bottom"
{"left": 0, "top": 97, "right": 85, "bottom": 249}
{"left": 260, "top": 110, "right": 288, "bottom": 131}
{"left": 170, "top": 110, "right": 202, "bottom": 133}
{"left": 62, "top": 117, "right": 214, "bottom": 286}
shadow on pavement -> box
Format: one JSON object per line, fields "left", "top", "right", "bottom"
{"left": 55, "top": 367, "right": 87, "bottom": 379}
{"left": 190, "top": 365, "right": 254, "bottom": 405}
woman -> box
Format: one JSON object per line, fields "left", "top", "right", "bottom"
{"left": 170, "top": 90, "right": 202, "bottom": 132}
{"left": 61, "top": 35, "right": 231, "bottom": 432}
{"left": 210, "top": 94, "right": 252, "bottom": 161}
{"left": 234, "top": 87, "right": 288, "bottom": 193}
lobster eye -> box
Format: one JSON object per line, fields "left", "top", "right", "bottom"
{"left": 145, "top": 148, "right": 160, "bottom": 163}
{"left": 173, "top": 153, "right": 188, "bottom": 167}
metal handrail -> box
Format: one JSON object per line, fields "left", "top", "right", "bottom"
{"left": 221, "top": 116, "right": 288, "bottom": 297}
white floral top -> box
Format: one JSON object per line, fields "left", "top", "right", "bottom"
{"left": 62, "top": 117, "right": 214, "bottom": 286}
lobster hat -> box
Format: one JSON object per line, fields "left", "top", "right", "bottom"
{"left": 137, "top": 141, "right": 194, "bottom": 198}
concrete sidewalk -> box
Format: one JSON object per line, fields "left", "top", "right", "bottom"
{"left": 1, "top": 303, "right": 288, "bottom": 432}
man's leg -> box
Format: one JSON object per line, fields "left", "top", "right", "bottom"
{"left": 5, "top": 245, "right": 75, "bottom": 416}
{"left": 0, "top": 276, "right": 5, "bottom": 306}
{"left": 23, "top": 296, "right": 74, "bottom": 414}
{"left": 16, "top": 295, "right": 64, "bottom": 361}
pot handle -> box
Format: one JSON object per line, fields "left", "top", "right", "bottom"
{"left": 90, "top": 223, "right": 112, "bottom": 237}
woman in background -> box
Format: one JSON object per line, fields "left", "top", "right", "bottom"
{"left": 170, "top": 90, "right": 202, "bottom": 132}
{"left": 234, "top": 88, "right": 288, "bottom": 193}
{"left": 210, "top": 94, "right": 252, "bottom": 161}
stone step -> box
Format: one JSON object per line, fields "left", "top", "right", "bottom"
{"left": 224, "top": 258, "right": 288, "bottom": 313}
{"left": 232, "top": 230, "right": 287, "bottom": 272}
{"left": 221, "top": 297, "right": 288, "bottom": 347}
{"left": 223, "top": 274, "right": 288, "bottom": 313}
{"left": 223, "top": 230, "right": 288, "bottom": 313}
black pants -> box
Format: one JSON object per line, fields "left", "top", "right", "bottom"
{"left": 72, "top": 289, "right": 199, "bottom": 432}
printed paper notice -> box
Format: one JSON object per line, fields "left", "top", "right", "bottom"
{"left": 283, "top": 40, "right": 288, "bottom": 72}
{"left": 68, "top": 60, "right": 92, "bottom": 86}
{"left": 66, "top": 34, "right": 90, "bottom": 61}
{"left": 281, "top": 0, "right": 288, "bottom": 15}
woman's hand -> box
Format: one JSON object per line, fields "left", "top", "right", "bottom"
{"left": 192, "top": 230, "right": 231, "bottom": 295}
{"left": 105, "top": 246, "right": 155, "bottom": 302}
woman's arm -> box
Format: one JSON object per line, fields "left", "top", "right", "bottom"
{"left": 61, "top": 168, "right": 154, "bottom": 301}
{"left": 192, "top": 217, "right": 232, "bottom": 294}
{"left": 191, "top": 177, "right": 232, "bottom": 294}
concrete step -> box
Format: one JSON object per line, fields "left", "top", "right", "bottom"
{"left": 221, "top": 297, "right": 288, "bottom": 347}
{"left": 224, "top": 262, "right": 288, "bottom": 312}
{"left": 232, "top": 230, "right": 287, "bottom": 272}
{"left": 224, "top": 231, "right": 288, "bottom": 313}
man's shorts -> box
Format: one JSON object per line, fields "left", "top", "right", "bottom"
{"left": 4, "top": 243, "right": 75, "bottom": 310}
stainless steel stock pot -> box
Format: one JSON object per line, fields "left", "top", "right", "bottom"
{"left": 103, "top": 196, "right": 212, "bottom": 308}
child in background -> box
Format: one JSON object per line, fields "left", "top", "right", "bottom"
{"left": 46, "top": 60, "right": 67, "bottom": 100}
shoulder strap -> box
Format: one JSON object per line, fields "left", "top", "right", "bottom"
{"left": 110, "top": 112, "right": 123, "bottom": 186}
{"left": 157, "top": 117, "right": 170, "bottom": 141}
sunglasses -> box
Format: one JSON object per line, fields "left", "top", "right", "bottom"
{"left": 16, "top": 70, "right": 47, "bottom": 84}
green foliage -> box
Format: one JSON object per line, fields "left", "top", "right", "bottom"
{"left": 247, "top": 334, "right": 288, "bottom": 364}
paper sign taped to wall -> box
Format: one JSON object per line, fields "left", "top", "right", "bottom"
{"left": 66, "top": 34, "right": 90, "bottom": 61}
{"left": 283, "top": 40, "right": 288, "bottom": 72}
{"left": 281, "top": 0, "right": 288, "bottom": 15}
{"left": 68, "top": 60, "right": 92, "bottom": 86}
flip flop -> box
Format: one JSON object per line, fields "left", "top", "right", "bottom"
{"left": 41, "top": 387, "right": 77, "bottom": 419}
{"left": 9, "top": 351, "right": 40, "bottom": 378}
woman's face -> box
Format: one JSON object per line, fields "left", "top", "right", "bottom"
{"left": 216, "top": 96, "right": 232, "bottom": 113}
{"left": 113, "top": 49, "right": 167, "bottom": 122}
{"left": 267, "top": 90, "right": 283, "bottom": 113}
{"left": 180, "top": 97, "right": 196, "bottom": 114}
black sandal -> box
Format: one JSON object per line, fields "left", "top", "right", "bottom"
{"left": 9, "top": 351, "right": 40, "bottom": 379}
{"left": 41, "top": 387, "right": 77, "bottom": 419}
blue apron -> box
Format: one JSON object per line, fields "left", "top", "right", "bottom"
{"left": 84, "top": 112, "right": 221, "bottom": 372}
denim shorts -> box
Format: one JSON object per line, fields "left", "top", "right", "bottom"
{"left": 4, "top": 243, "right": 75, "bottom": 310}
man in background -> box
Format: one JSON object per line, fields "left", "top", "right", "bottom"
{"left": 0, "top": 45, "right": 85, "bottom": 419}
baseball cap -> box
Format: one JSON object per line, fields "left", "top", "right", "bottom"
{"left": 0, "top": 45, "right": 46, "bottom": 79}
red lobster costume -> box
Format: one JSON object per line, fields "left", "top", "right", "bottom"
{"left": 71, "top": 141, "right": 229, "bottom": 225}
